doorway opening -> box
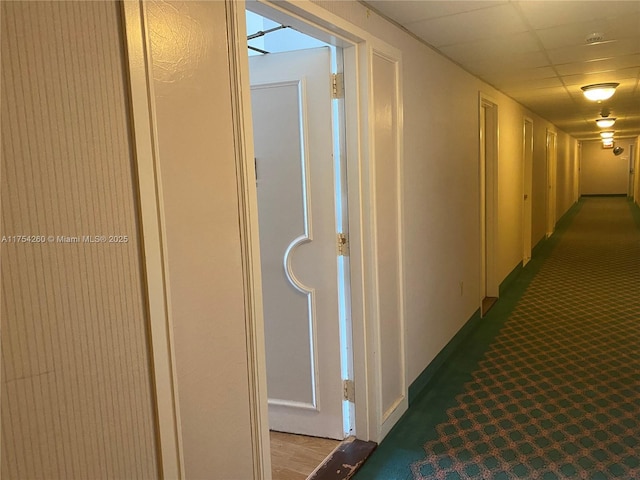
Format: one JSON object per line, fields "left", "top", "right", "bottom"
{"left": 246, "top": 7, "right": 354, "bottom": 478}
{"left": 546, "top": 130, "right": 557, "bottom": 237}
{"left": 633, "top": 143, "right": 639, "bottom": 200}
{"left": 523, "top": 118, "right": 533, "bottom": 266}
{"left": 628, "top": 143, "right": 636, "bottom": 199}
{"left": 479, "top": 95, "right": 498, "bottom": 316}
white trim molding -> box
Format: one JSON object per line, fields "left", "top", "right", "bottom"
{"left": 225, "top": 1, "right": 273, "bottom": 478}
{"left": 368, "top": 45, "right": 407, "bottom": 441}
{"left": 479, "top": 92, "right": 500, "bottom": 306}
{"left": 121, "top": 2, "right": 184, "bottom": 478}
{"left": 239, "top": 0, "right": 408, "bottom": 455}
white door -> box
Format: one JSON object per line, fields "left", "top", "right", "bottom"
{"left": 523, "top": 118, "right": 533, "bottom": 265}
{"left": 250, "top": 47, "right": 344, "bottom": 440}
{"left": 480, "top": 96, "right": 498, "bottom": 310}
{"left": 546, "top": 131, "right": 557, "bottom": 237}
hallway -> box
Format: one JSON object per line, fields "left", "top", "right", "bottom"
{"left": 355, "top": 197, "right": 640, "bottom": 479}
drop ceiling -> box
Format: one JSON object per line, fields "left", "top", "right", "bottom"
{"left": 363, "top": 0, "right": 640, "bottom": 141}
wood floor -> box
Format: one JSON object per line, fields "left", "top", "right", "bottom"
{"left": 482, "top": 296, "right": 498, "bottom": 315}
{"left": 270, "top": 431, "right": 340, "bottom": 480}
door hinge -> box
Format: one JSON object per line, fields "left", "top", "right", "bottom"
{"left": 337, "top": 233, "right": 349, "bottom": 256}
{"left": 343, "top": 379, "right": 355, "bottom": 402}
{"left": 331, "top": 73, "right": 344, "bottom": 99}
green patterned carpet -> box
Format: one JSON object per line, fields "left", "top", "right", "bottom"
{"left": 355, "top": 197, "right": 640, "bottom": 480}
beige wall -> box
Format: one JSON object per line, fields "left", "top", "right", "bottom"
{"left": 1, "top": 1, "right": 587, "bottom": 476}
{"left": 1, "top": 2, "right": 158, "bottom": 478}
{"left": 556, "top": 133, "right": 579, "bottom": 220}
{"left": 312, "top": 0, "right": 577, "bottom": 383}
{"left": 581, "top": 139, "right": 634, "bottom": 195}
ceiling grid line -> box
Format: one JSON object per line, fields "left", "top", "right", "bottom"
{"left": 364, "top": 0, "right": 640, "bottom": 141}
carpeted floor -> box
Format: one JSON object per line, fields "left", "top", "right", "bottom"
{"left": 354, "top": 197, "right": 640, "bottom": 480}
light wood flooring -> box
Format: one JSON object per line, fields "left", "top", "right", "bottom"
{"left": 270, "top": 431, "right": 340, "bottom": 480}
{"left": 482, "top": 296, "right": 498, "bottom": 315}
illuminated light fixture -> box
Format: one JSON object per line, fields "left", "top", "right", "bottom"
{"left": 595, "top": 117, "right": 616, "bottom": 128}
{"left": 581, "top": 83, "right": 619, "bottom": 101}
{"left": 602, "top": 138, "right": 614, "bottom": 146}
{"left": 600, "top": 131, "right": 615, "bottom": 139}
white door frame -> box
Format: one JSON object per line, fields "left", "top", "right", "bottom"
{"left": 479, "top": 93, "right": 499, "bottom": 307}
{"left": 245, "top": 0, "right": 406, "bottom": 445}
{"left": 627, "top": 143, "right": 636, "bottom": 200}
{"left": 123, "top": 1, "right": 406, "bottom": 476}
{"left": 522, "top": 117, "right": 533, "bottom": 266}
{"left": 546, "top": 130, "right": 557, "bottom": 237}
{"left": 629, "top": 142, "right": 640, "bottom": 204}
{"left": 575, "top": 142, "right": 582, "bottom": 201}
{"left": 121, "top": 3, "right": 184, "bottom": 477}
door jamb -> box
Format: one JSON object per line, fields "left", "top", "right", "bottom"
{"left": 245, "top": 0, "right": 406, "bottom": 448}
{"left": 546, "top": 130, "right": 557, "bottom": 237}
{"left": 522, "top": 116, "right": 534, "bottom": 266}
{"left": 125, "top": 0, "right": 407, "bottom": 474}
{"left": 121, "top": 3, "right": 185, "bottom": 477}
{"left": 479, "top": 93, "right": 499, "bottom": 310}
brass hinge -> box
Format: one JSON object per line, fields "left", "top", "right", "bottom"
{"left": 337, "top": 233, "right": 349, "bottom": 256}
{"left": 343, "top": 379, "right": 355, "bottom": 402}
{"left": 332, "top": 73, "right": 344, "bottom": 99}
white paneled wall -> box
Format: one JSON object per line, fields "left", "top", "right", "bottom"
{"left": 371, "top": 51, "right": 406, "bottom": 429}
{"left": 1, "top": 2, "right": 158, "bottom": 478}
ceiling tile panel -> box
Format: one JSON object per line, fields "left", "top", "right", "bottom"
{"left": 485, "top": 66, "right": 558, "bottom": 83}
{"left": 367, "top": 0, "right": 508, "bottom": 24}
{"left": 364, "top": 0, "right": 640, "bottom": 140}
{"left": 535, "top": 13, "right": 640, "bottom": 50}
{"left": 438, "top": 31, "right": 540, "bottom": 65}
{"left": 407, "top": 4, "right": 528, "bottom": 47}
{"left": 561, "top": 71, "right": 640, "bottom": 88}
{"left": 555, "top": 55, "right": 640, "bottom": 76}
{"left": 496, "top": 77, "right": 564, "bottom": 92}
{"left": 465, "top": 50, "right": 550, "bottom": 76}
{"left": 515, "top": 1, "right": 640, "bottom": 30}
{"left": 548, "top": 38, "right": 640, "bottom": 65}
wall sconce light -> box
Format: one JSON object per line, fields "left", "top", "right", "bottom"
{"left": 581, "top": 83, "right": 619, "bottom": 101}
{"left": 600, "top": 131, "right": 615, "bottom": 139}
{"left": 595, "top": 117, "right": 616, "bottom": 128}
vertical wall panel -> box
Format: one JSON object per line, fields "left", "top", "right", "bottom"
{"left": 372, "top": 52, "right": 405, "bottom": 422}
{"left": 1, "top": 2, "right": 158, "bottom": 478}
{"left": 144, "top": 1, "right": 255, "bottom": 477}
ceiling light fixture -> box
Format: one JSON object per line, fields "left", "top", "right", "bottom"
{"left": 595, "top": 117, "right": 616, "bottom": 128}
{"left": 585, "top": 32, "right": 605, "bottom": 45}
{"left": 581, "top": 83, "right": 619, "bottom": 101}
{"left": 602, "top": 138, "right": 614, "bottom": 148}
{"left": 600, "top": 131, "right": 615, "bottom": 139}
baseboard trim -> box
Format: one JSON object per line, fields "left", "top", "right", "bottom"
{"left": 628, "top": 198, "right": 640, "bottom": 229}
{"left": 408, "top": 199, "right": 584, "bottom": 407}
{"left": 499, "top": 262, "right": 523, "bottom": 297}
{"left": 408, "top": 308, "right": 481, "bottom": 405}
{"left": 580, "top": 193, "right": 627, "bottom": 197}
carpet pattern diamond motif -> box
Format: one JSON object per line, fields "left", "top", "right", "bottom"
{"left": 412, "top": 198, "right": 640, "bottom": 479}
